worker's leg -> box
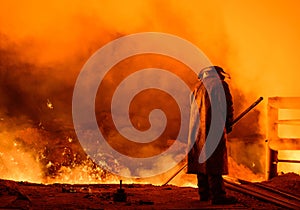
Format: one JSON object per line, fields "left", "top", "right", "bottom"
{"left": 197, "top": 173, "right": 210, "bottom": 201}
{"left": 208, "top": 174, "right": 226, "bottom": 198}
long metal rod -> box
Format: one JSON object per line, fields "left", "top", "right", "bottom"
{"left": 224, "top": 179, "right": 300, "bottom": 209}
{"left": 278, "top": 159, "right": 300, "bottom": 163}
{"left": 231, "top": 96, "right": 263, "bottom": 125}
{"left": 162, "top": 97, "right": 264, "bottom": 186}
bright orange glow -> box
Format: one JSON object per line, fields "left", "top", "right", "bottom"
{"left": 278, "top": 150, "right": 300, "bottom": 175}
{"left": 276, "top": 109, "right": 300, "bottom": 174}
{"left": 278, "top": 109, "right": 300, "bottom": 138}
{"left": 1, "top": 1, "right": 300, "bottom": 183}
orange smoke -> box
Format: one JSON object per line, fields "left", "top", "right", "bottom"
{"left": 1, "top": 1, "right": 299, "bottom": 99}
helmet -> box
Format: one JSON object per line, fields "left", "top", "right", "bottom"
{"left": 198, "top": 66, "right": 230, "bottom": 80}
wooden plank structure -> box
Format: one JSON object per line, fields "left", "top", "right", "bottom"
{"left": 267, "top": 97, "right": 300, "bottom": 179}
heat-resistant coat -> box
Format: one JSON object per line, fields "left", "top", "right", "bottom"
{"left": 187, "top": 76, "right": 233, "bottom": 175}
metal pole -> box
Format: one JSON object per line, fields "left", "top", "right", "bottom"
{"left": 162, "top": 97, "right": 264, "bottom": 186}
{"left": 231, "top": 97, "right": 263, "bottom": 125}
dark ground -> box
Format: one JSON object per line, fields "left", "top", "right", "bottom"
{"left": 1, "top": 173, "right": 299, "bottom": 209}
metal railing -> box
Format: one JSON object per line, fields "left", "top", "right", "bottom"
{"left": 267, "top": 97, "right": 300, "bottom": 179}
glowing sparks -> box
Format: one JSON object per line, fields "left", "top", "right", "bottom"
{"left": 46, "top": 99, "right": 54, "bottom": 109}
{"left": 46, "top": 161, "right": 53, "bottom": 168}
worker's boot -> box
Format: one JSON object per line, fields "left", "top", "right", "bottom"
{"left": 211, "top": 195, "right": 237, "bottom": 205}
{"left": 199, "top": 193, "right": 210, "bottom": 201}
{"left": 208, "top": 174, "right": 237, "bottom": 205}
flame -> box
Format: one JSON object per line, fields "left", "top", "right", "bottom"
{"left": 0, "top": 131, "right": 43, "bottom": 183}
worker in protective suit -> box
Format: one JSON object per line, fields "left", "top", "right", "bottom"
{"left": 187, "top": 66, "right": 237, "bottom": 204}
